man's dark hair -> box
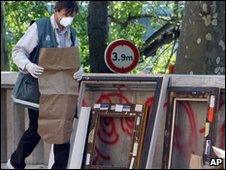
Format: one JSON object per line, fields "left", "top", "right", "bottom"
{"left": 54, "top": 1, "right": 79, "bottom": 15}
{"left": 29, "top": 20, "right": 35, "bottom": 26}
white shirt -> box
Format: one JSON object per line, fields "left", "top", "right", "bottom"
{"left": 12, "top": 14, "right": 79, "bottom": 72}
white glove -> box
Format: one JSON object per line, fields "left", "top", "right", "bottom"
{"left": 212, "top": 146, "right": 225, "bottom": 159}
{"left": 73, "top": 66, "right": 83, "bottom": 81}
{"left": 25, "top": 62, "right": 44, "bottom": 78}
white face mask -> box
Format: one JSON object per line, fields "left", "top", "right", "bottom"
{"left": 59, "top": 16, "right": 74, "bottom": 27}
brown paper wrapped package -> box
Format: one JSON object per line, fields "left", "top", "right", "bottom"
{"left": 38, "top": 47, "right": 80, "bottom": 144}
{"left": 189, "top": 154, "right": 202, "bottom": 169}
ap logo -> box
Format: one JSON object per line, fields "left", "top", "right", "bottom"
{"left": 210, "top": 158, "right": 223, "bottom": 166}
{"left": 210, "top": 146, "right": 225, "bottom": 168}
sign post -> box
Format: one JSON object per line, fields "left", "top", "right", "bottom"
{"left": 104, "top": 39, "right": 140, "bottom": 73}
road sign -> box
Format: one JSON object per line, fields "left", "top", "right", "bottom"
{"left": 104, "top": 39, "right": 140, "bottom": 73}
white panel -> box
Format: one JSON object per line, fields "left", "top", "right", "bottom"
{"left": 67, "top": 107, "right": 91, "bottom": 169}
{"left": 145, "top": 76, "right": 169, "bottom": 168}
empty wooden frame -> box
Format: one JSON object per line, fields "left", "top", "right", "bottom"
{"left": 83, "top": 103, "right": 148, "bottom": 169}
{"left": 162, "top": 87, "right": 220, "bottom": 169}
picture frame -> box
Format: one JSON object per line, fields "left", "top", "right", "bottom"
{"left": 82, "top": 103, "right": 148, "bottom": 169}
{"left": 162, "top": 87, "right": 220, "bottom": 169}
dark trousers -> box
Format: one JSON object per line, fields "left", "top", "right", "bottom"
{"left": 10, "top": 108, "right": 70, "bottom": 169}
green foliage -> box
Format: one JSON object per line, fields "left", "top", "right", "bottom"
{"left": 5, "top": 1, "right": 50, "bottom": 71}
{"left": 72, "top": 1, "right": 89, "bottom": 72}
{"left": 134, "top": 42, "right": 177, "bottom": 74}
{"left": 108, "top": 2, "right": 146, "bottom": 49}
{"left": 4, "top": 1, "right": 184, "bottom": 74}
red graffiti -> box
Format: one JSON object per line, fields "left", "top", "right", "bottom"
{"left": 145, "top": 96, "right": 155, "bottom": 108}
{"left": 82, "top": 88, "right": 225, "bottom": 166}
{"left": 173, "top": 97, "right": 225, "bottom": 161}
{"left": 92, "top": 92, "right": 155, "bottom": 165}
{"left": 93, "top": 146, "right": 111, "bottom": 165}
{"left": 120, "top": 117, "right": 135, "bottom": 136}
{"left": 174, "top": 125, "right": 183, "bottom": 151}
{"left": 145, "top": 97, "right": 154, "bottom": 117}
{"left": 173, "top": 101, "right": 198, "bottom": 153}
{"left": 199, "top": 127, "right": 205, "bottom": 133}
{"left": 97, "top": 117, "right": 119, "bottom": 145}
{"left": 97, "top": 92, "right": 130, "bottom": 104}
{"left": 82, "top": 99, "right": 88, "bottom": 107}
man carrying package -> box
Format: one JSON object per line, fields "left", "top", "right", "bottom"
{"left": 7, "top": 1, "right": 83, "bottom": 169}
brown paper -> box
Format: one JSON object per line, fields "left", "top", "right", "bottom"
{"left": 38, "top": 47, "right": 80, "bottom": 144}
{"left": 189, "top": 154, "right": 202, "bottom": 169}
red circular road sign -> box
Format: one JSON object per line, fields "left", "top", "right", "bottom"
{"left": 104, "top": 39, "right": 140, "bottom": 73}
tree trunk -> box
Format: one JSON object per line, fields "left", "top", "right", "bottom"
{"left": 1, "top": 1, "right": 8, "bottom": 71}
{"left": 88, "top": 1, "right": 112, "bottom": 73}
{"left": 175, "top": 1, "right": 225, "bottom": 75}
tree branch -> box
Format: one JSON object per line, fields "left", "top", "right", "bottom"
{"left": 141, "top": 26, "right": 180, "bottom": 58}
{"left": 144, "top": 22, "right": 173, "bottom": 45}
{"left": 108, "top": 13, "right": 154, "bottom": 27}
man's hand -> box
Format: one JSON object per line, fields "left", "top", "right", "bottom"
{"left": 73, "top": 66, "right": 83, "bottom": 81}
{"left": 25, "top": 62, "right": 44, "bottom": 78}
